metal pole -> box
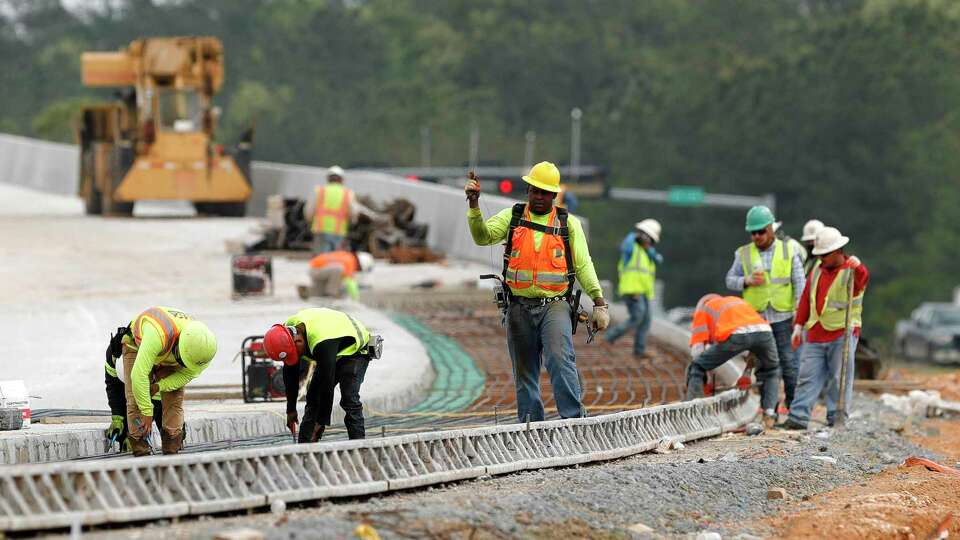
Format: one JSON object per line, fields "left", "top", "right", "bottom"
{"left": 468, "top": 123, "right": 479, "bottom": 172}
{"left": 570, "top": 108, "right": 582, "bottom": 182}
{"left": 420, "top": 126, "right": 431, "bottom": 168}
{"left": 835, "top": 268, "right": 856, "bottom": 428}
{"left": 523, "top": 130, "right": 536, "bottom": 170}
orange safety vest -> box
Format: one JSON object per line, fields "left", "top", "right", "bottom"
{"left": 131, "top": 307, "right": 183, "bottom": 355}
{"left": 504, "top": 205, "right": 572, "bottom": 293}
{"left": 312, "top": 184, "right": 352, "bottom": 236}
{"left": 308, "top": 251, "right": 359, "bottom": 277}
{"left": 689, "top": 296, "right": 767, "bottom": 347}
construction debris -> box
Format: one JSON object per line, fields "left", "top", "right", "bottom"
{"left": 242, "top": 195, "right": 441, "bottom": 260}
{"left": 766, "top": 487, "right": 787, "bottom": 500}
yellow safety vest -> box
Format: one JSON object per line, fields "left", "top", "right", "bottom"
{"left": 285, "top": 308, "right": 370, "bottom": 362}
{"left": 123, "top": 306, "right": 193, "bottom": 366}
{"left": 312, "top": 184, "right": 351, "bottom": 236}
{"left": 805, "top": 260, "right": 865, "bottom": 331}
{"left": 618, "top": 246, "right": 656, "bottom": 298}
{"left": 740, "top": 239, "right": 795, "bottom": 313}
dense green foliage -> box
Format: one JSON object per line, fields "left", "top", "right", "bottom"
{"left": 2, "top": 0, "right": 959, "bottom": 340}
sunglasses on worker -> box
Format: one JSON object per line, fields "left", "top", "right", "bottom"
{"left": 750, "top": 229, "right": 767, "bottom": 236}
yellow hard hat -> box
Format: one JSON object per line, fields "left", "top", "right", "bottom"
{"left": 521, "top": 161, "right": 561, "bottom": 193}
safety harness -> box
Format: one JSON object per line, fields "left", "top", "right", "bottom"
{"left": 501, "top": 203, "right": 576, "bottom": 300}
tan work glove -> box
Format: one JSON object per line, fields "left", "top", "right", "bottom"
{"left": 745, "top": 270, "right": 766, "bottom": 286}
{"left": 791, "top": 324, "right": 803, "bottom": 350}
{"left": 132, "top": 415, "right": 152, "bottom": 439}
{"left": 591, "top": 304, "right": 610, "bottom": 332}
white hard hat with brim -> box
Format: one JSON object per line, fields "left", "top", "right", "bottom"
{"left": 811, "top": 227, "right": 849, "bottom": 255}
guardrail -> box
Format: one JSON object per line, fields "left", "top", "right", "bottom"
{"left": 0, "top": 390, "right": 755, "bottom": 532}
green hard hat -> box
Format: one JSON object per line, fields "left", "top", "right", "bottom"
{"left": 178, "top": 321, "right": 217, "bottom": 372}
{"left": 745, "top": 206, "right": 775, "bottom": 232}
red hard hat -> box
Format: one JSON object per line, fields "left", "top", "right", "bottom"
{"left": 263, "top": 324, "right": 298, "bottom": 365}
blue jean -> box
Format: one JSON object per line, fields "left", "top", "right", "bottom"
{"left": 787, "top": 335, "right": 858, "bottom": 426}
{"left": 685, "top": 331, "right": 781, "bottom": 411}
{"left": 506, "top": 300, "right": 583, "bottom": 421}
{"left": 771, "top": 319, "right": 798, "bottom": 408}
{"left": 605, "top": 295, "right": 651, "bottom": 355}
{"left": 312, "top": 233, "right": 344, "bottom": 254}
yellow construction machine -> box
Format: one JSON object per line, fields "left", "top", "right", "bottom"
{"left": 77, "top": 36, "right": 252, "bottom": 216}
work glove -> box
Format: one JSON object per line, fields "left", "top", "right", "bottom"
{"left": 132, "top": 415, "right": 152, "bottom": 439}
{"left": 846, "top": 255, "right": 861, "bottom": 268}
{"left": 465, "top": 171, "right": 481, "bottom": 203}
{"left": 591, "top": 304, "right": 610, "bottom": 332}
{"left": 104, "top": 415, "right": 125, "bottom": 442}
{"left": 286, "top": 411, "right": 299, "bottom": 437}
{"left": 791, "top": 324, "right": 803, "bottom": 350}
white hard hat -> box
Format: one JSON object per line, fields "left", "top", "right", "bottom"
{"left": 811, "top": 226, "right": 849, "bottom": 255}
{"left": 634, "top": 219, "right": 662, "bottom": 243}
{"left": 356, "top": 251, "right": 375, "bottom": 272}
{"left": 772, "top": 221, "right": 783, "bottom": 233}
{"left": 328, "top": 165, "right": 345, "bottom": 177}
{"left": 801, "top": 219, "right": 825, "bottom": 242}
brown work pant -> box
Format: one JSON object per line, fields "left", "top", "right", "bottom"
{"left": 308, "top": 265, "right": 346, "bottom": 297}
{"left": 122, "top": 345, "right": 185, "bottom": 455}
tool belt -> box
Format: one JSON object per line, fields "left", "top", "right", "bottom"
{"left": 511, "top": 295, "right": 568, "bottom": 307}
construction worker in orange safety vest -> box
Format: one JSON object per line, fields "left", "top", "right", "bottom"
{"left": 305, "top": 165, "right": 353, "bottom": 254}
{"left": 297, "top": 251, "right": 375, "bottom": 301}
{"left": 687, "top": 294, "right": 781, "bottom": 428}
{"left": 465, "top": 161, "right": 609, "bottom": 423}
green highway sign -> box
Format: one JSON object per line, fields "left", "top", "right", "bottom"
{"left": 667, "top": 186, "right": 705, "bottom": 206}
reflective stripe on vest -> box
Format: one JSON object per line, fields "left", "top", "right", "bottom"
{"left": 805, "top": 261, "right": 865, "bottom": 332}
{"left": 292, "top": 308, "right": 371, "bottom": 360}
{"left": 132, "top": 307, "right": 181, "bottom": 355}
{"left": 692, "top": 296, "right": 767, "bottom": 345}
{"left": 618, "top": 246, "right": 656, "bottom": 298}
{"left": 504, "top": 206, "right": 571, "bottom": 294}
{"left": 740, "top": 239, "right": 795, "bottom": 313}
{"left": 312, "top": 184, "right": 351, "bottom": 236}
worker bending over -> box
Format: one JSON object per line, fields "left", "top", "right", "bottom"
{"left": 297, "top": 250, "right": 375, "bottom": 301}
{"left": 104, "top": 307, "right": 217, "bottom": 455}
{"left": 726, "top": 205, "right": 805, "bottom": 409}
{"left": 465, "top": 161, "right": 608, "bottom": 422}
{"left": 606, "top": 219, "right": 663, "bottom": 359}
{"left": 263, "top": 308, "right": 382, "bottom": 442}
{"left": 782, "top": 227, "right": 869, "bottom": 430}
{"left": 686, "top": 294, "right": 781, "bottom": 427}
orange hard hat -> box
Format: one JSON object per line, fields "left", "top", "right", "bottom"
{"left": 264, "top": 324, "right": 298, "bottom": 365}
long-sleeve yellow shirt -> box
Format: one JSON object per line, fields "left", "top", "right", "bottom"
{"left": 467, "top": 206, "right": 603, "bottom": 300}
{"left": 124, "top": 320, "right": 202, "bottom": 416}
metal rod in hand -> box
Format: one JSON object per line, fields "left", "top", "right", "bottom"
{"left": 835, "top": 268, "right": 856, "bottom": 428}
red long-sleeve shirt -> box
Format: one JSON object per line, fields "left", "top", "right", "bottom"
{"left": 795, "top": 256, "right": 870, "bottom": 343}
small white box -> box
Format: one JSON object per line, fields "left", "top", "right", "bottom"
{"left": 0, "top": 380, "right": 31, "bottom": 428}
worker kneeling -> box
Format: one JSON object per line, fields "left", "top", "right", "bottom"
{"left": 686, "top": 294, "right": 781, "bottom": 427}
{"left": 298, "top": 251, "right": 374, "bottom": 301}
{"left": 104, "top": 307, "right": 217, "bottom": 456}
{"left": 263, "top": 308, "right": 382, "bottom": 443}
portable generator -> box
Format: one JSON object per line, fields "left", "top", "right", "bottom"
{"left": 232, "top": 254, "right": 274, "bottom": 299}
{"left": 240, "top": 335, "right": 286, "bottom": 402}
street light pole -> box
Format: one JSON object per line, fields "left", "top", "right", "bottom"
{"left": 523, "top": 130, "right": 536, "bottom": 170}
{"left": 570, "top": 107, "right": 582, "bottom": 182}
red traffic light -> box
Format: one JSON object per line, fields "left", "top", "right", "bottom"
{"left": 498, "top": 179, "right": 513, "bottom": 194}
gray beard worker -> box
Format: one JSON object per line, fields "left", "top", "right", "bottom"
{"left": 464, "top": 161, "right": 609, "bottom": 422}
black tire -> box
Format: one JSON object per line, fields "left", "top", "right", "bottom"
{"left": 103, "top": 193, "right": 134, "bottom": 217}
{"left": 84, "top": 183, "right": 103, "bottom": 215}
{"left": 195, "top": 202, "right": 247, "bottom": 217}
{"left": 0, "top": 408, "right": 23, "bottom": 431}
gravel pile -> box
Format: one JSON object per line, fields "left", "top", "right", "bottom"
{"left": 84, "top": 396, "right": 938, "bottom": 540}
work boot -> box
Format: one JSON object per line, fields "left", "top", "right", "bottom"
{"left": 777, "top": 418, "right": 807, "bottom": 431}
{"left": 308, "top": 424, "right": 325, "bottom": 443}
{"left": 762, "top": 410, "right": 778, "bottom": 430}
{"left": 296, "top": 285, "right": 310, "bottom": 301}
{"left": 160, "top": 430, "right": 184, "bottom": 454}
{"left": 129, "top": 436, "right": 151, "bottom": 456}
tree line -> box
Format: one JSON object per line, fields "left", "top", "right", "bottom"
{"left": 2, "top": 0, "right": 958, "bottom": 342}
